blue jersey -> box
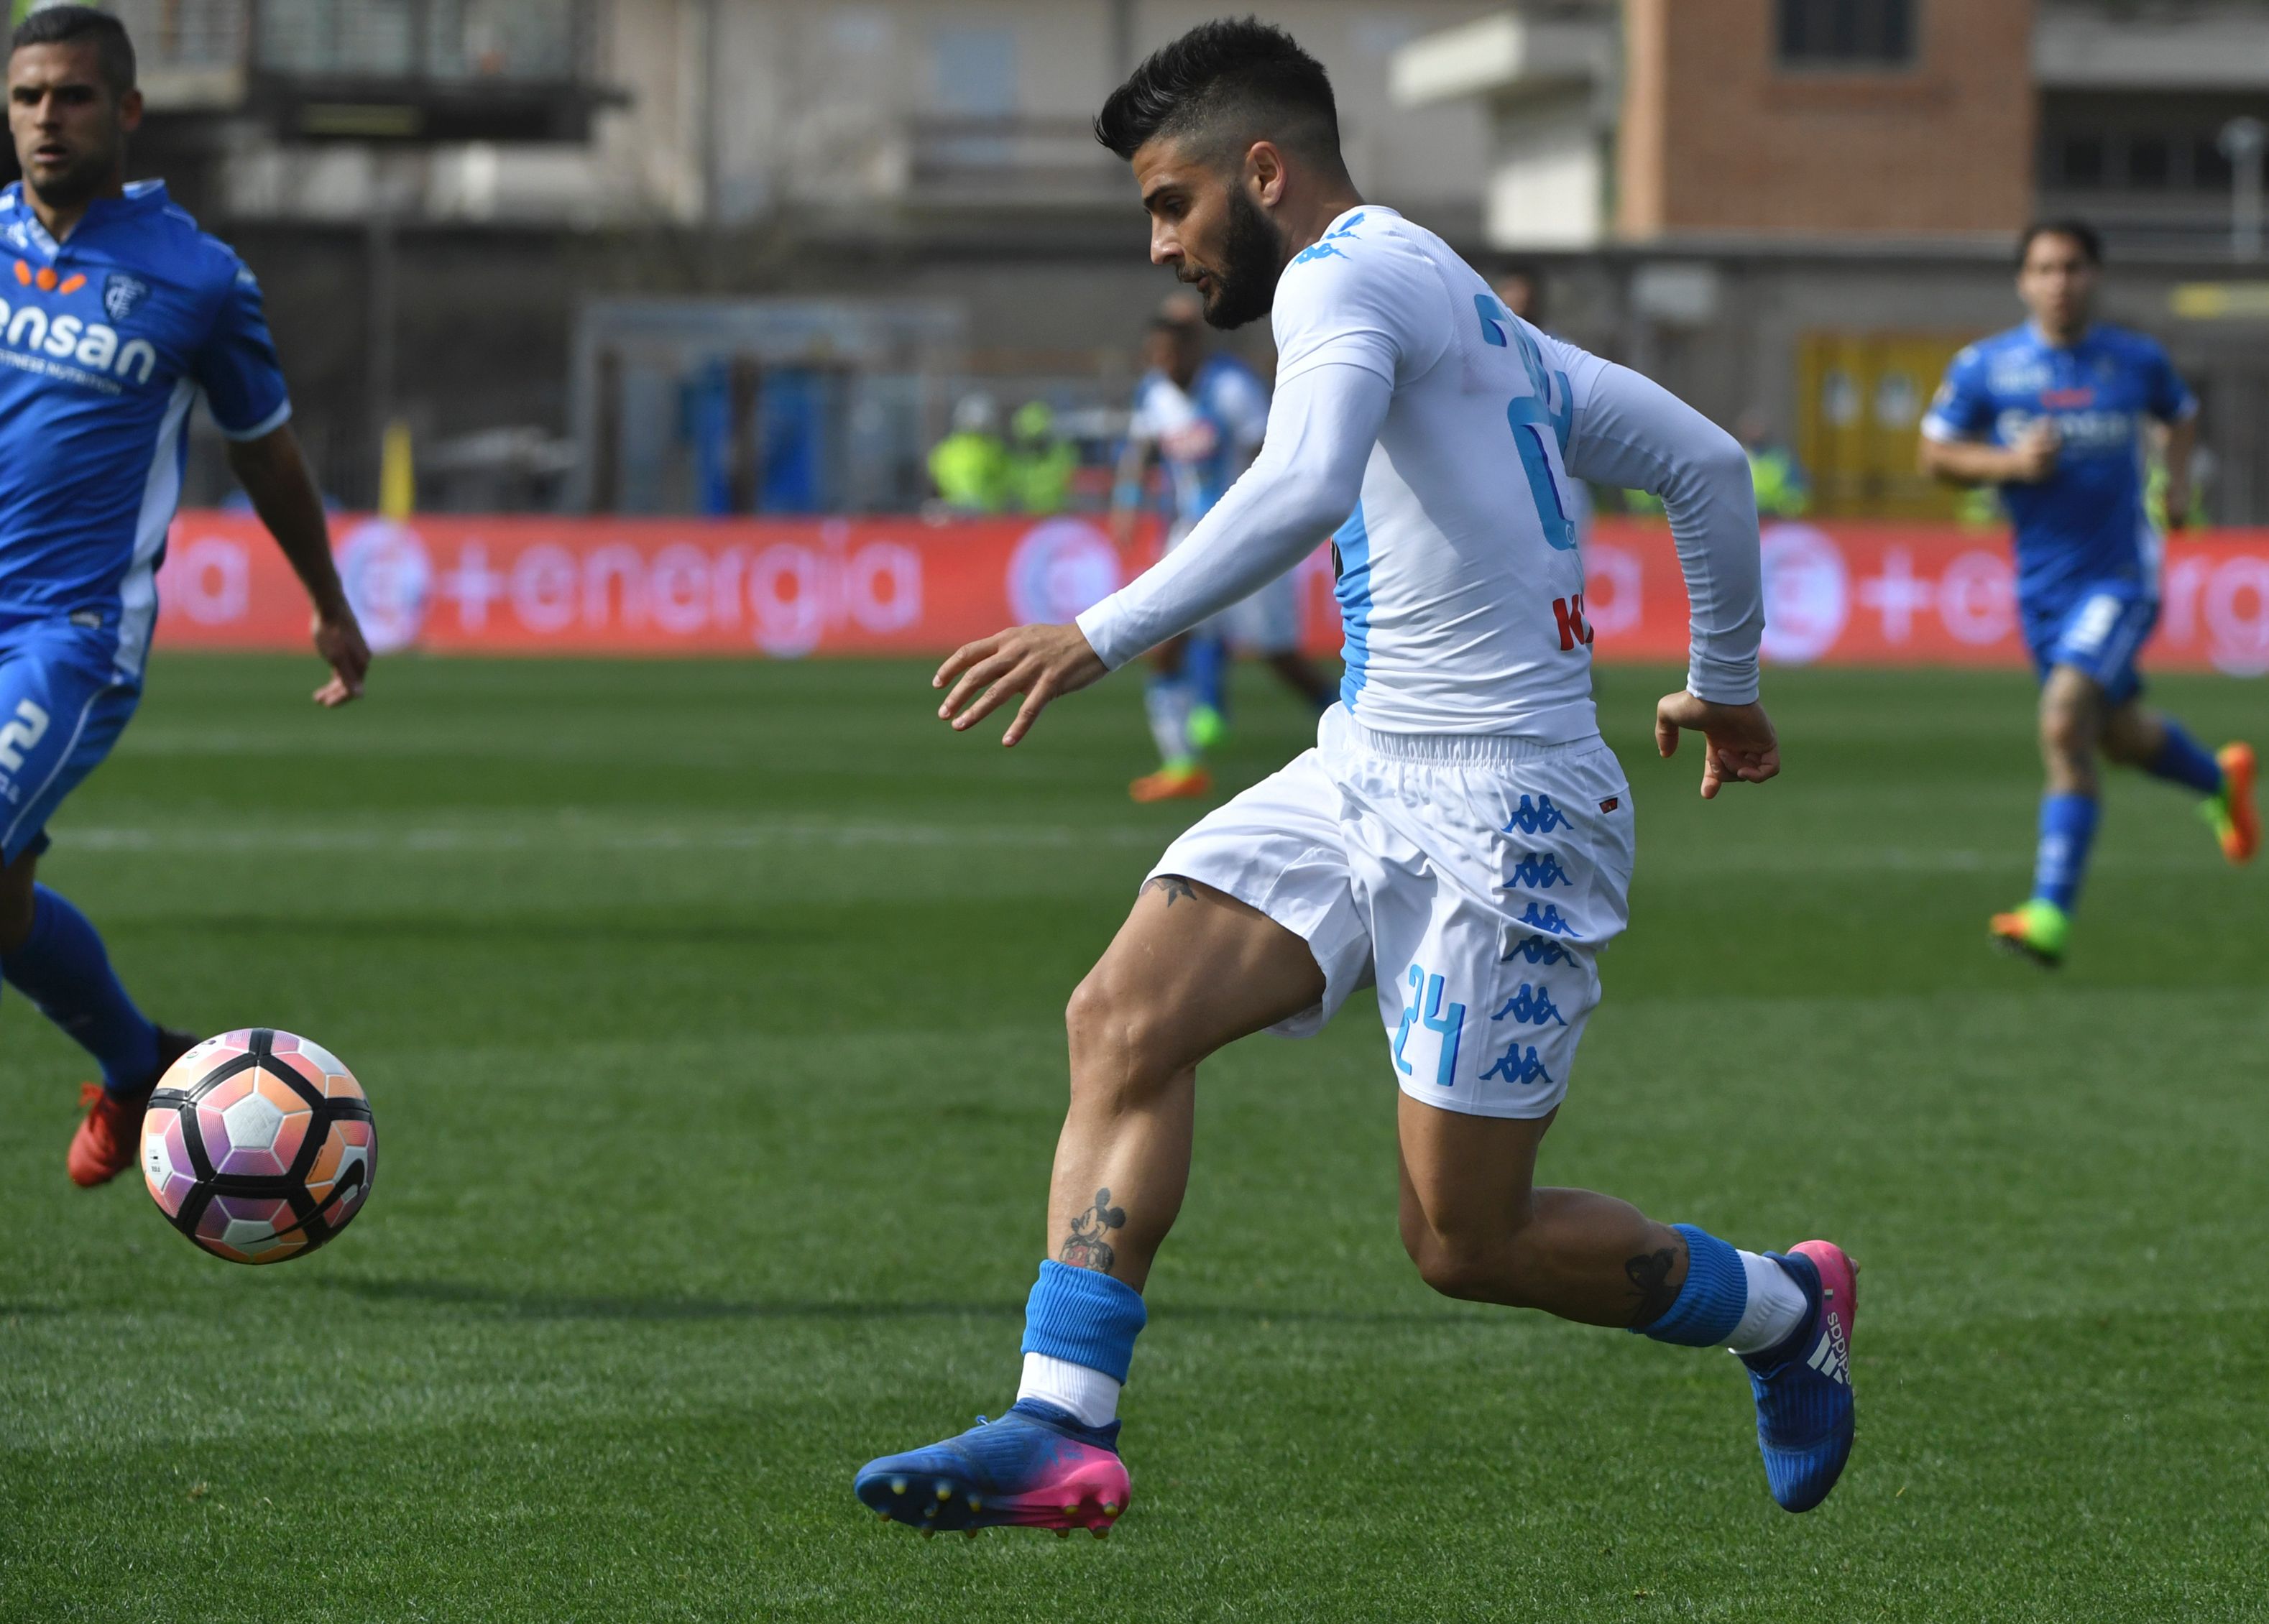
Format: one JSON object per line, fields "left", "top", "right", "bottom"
{"left": 0, "top": 180, "right": 290, "bottom": 678}
{"left": 1128, "top": 355, "right": 1270, "bottom": 533}
{"left": 1921, "top": 323, "right": 2194, "bottom": 608}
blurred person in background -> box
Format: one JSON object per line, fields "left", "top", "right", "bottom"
{"left": 0, "top": 6, "right": 369, "bottom": 1187}
{"left": 1110, "top": 296, "right": 1333, "bottom": 802}
{"left": 1005, "top": 400, "right": 1077, "bottom": 515}
{"left": 930, "top": 392, "right": 1011, "bottom": 514}
{"left": 1735, "top": 410, "right": 1809, "bottom": 519}
{"left": 1920, "top": 218, "right": 2255, "bottom": 966}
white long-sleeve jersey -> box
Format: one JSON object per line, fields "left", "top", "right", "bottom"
{"left": 1077, "top": 205, "right": 1764, "bottom": 740}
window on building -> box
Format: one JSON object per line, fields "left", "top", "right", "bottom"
{"left": 1777, "top": 0, "right": 1915, "bottom": 67}
{"left": 2056, "top": 134, "right": 2107, "bottom": 190}
{"left": 931, "top": 27, "right": 1018, "bottom": 118}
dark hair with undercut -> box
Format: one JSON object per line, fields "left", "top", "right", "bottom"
{"left": 2017, "top": 218, "right": 2102, "bottom": 269}
{"left": 1094, "top": 17, "right": 1343, "bottom": 174}
{"left": 10, "top": 4, "right": 137, "bottom": 98}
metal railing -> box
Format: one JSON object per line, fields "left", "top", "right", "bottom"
{"left": 98, "top": 0, "right": 595, "bottom": 86}
{"left": 905, "top": 114, "right": 1123, "bottom": 205}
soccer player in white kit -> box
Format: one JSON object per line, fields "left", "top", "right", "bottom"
{"left": 855, "top": 19, "right": 1859, "bottom": 1534}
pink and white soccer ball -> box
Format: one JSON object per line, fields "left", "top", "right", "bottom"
{"left": 140, "top": 1028, "right": 377, "bottom": 1264}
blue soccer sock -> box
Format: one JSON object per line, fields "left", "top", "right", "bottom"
{"left": 1635, "top": 1224, "right": 1808, "bottom": 1355}
{"left": 2031, "top": 792, "right": 2100, "bottom": 913}
{"left": 2143, "top": 719, "right": 2224, "bottom": 796}
{"left": 1016, "top": 1260, "right": 1147, "bottom": 1427}
{"left": 1185, "top": 634, "right": 1228, "bottom": 720}
{"left": 1, "top": 884, "right": 160, "bottom": 1094}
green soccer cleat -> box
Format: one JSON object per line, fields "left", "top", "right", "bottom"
{"left": 1187, "top": 703, "right": 1228, "bottom": 752}
{"left": 1989, "top": 898, "right": 2068, "bottom": 967}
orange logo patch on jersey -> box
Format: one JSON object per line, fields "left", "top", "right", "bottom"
{"left": 12, "top": 262, "right": 82, "bottom": 295}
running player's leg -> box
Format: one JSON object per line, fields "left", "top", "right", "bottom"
{"left": 2102, "top": 700, "right": 2257, "bottom": 864}
{"left": 1995, "top": 586, "right": 2158, "bottom": 961}
{"left": 1133, "top": 633, "right": 1212, "bottom": 801}
{"left": 856, "top": 869, "right": 1328, "bottom": 1534}
{"left": 1394, "top": 1095, "right": 1856, "bottom": 1511}
{"left": 0, "top": 628, "right": 190, "bottom": 1182}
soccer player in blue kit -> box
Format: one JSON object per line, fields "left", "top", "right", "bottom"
{"left": 856, "top": 20, "right": 1860, "bottom": 1535}
{"left": 0, "top": 7, "right": 369, "bottom": 1185}
{"left": 1921, "top": 221, "right": 2255, "bottom": 966}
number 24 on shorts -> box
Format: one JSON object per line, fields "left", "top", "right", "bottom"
{"left": 1394, "top": 964, "right": 1467, "bottom": 1088}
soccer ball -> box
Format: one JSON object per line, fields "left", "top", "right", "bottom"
{"left": 140, "top": 1028, "right": 377, "bottom": 1264}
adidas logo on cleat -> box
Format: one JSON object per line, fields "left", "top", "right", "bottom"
{"left": 1805, "top": 1316, "right": 1850, "bottom": 1388}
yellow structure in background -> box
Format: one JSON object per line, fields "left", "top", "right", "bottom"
{"left": 379, "top": 419, "right": 415, "bottom": 520}
{"left": 1797, "top": 333, "right": 1974, "bottom": 520}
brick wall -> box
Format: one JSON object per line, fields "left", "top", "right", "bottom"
{"left": 1618, "top": 0, "right": 2038, "bottom": 239}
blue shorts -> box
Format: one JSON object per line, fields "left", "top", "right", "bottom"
{"left": 2022, "top": 583, "right": 2158, "bottom": 707}
{"left": 0, "top": 617, "right": 142, "bottom": 867}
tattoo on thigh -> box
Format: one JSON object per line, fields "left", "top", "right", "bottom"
{"left": 1143, "top": 875, "right": 1197, "bottom": 907}
{"left": 1059, "top": 1187, "right": 1127, "bottom": 1272}
{"left": 1624, "top": 1245, "right": 1681, "bottom": 1329}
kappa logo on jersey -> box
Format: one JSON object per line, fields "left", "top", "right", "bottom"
{"left": 1501, "top": 932, "right": 1579, "bottom": 968}
{"left": 1290, "top": 212, "right": 1365, "bottom": 267}
{"left": 1517, "top": 900, "right": 1577, "bottom": 937}
{"left": 103, "top": 272, "right": 149, "bottom": 323}
{"left": 1505, "top": 851, "right": 1571, "bottom": 890}
{"left": 1552, "top": 594, "right": 1596, "bottom": 652}
{"left": 1490, "top": 983, "right": 1566, "bottom": 1026}
{"left": 1479, "top": 1042, "right": 1554, "bottom": 1086}
{"left": 1502, "top": 794, "right": 1570, "bottom": 836}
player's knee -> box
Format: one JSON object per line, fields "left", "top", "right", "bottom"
{"left": 0, "top": 868, "right": 33, "bottom": 950}
{"left": 1065, "top": 965, "right": 1177, "bottom": 1096}
{"left": 1400, "top": 1222, "right": 1526, "bottom": 1306}
{"left": 2038, "top": 698, "right": 2093, "bottom": 762}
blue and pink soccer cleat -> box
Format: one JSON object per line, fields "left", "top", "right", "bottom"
{"left": 855, "top": 1399, "right": 1131, "bottom": 1538}
{"left": 1740, "top": 1239, "right": 1859, "bottom": 1513}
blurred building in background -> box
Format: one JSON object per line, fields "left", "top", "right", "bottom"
{"left": 55, "top": 0, "right": 2269, "bottom": 520}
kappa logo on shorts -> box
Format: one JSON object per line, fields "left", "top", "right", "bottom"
{"left": 1502, "top": 933, "right": 1579, "bottom": 968}
{"left": 1502, "top": 795, "right": 1570, "bottom": 836}
{"left": 1504, "top": 851, "right": 1571, "bottom": 890}
{"left": 1516, "top": 900, "right": 1577, "bottom": 937}
{"left": 1480, "top": 1042, "right": 1555, "bottom": 1086}
{"left": 1490, "top": 984, "right": 1567, "bottom": 1026}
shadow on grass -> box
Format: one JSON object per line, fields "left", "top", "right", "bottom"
{"left": 328, "top": 1276, "right": 1501, "bottom": 1329}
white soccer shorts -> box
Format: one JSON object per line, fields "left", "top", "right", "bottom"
{"left": 1149, "top": 706, "right": 1634, "bottom": 1118}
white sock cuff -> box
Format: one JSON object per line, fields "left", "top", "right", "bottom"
{"left": 1017, "top": 1350, "right": 1122, "bottom": 1429}
{"left": 1726, "top": 1250, "right": 1810, "bottom": 1355}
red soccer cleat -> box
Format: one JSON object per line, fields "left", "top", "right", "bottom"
{"left": 2209, "top": 743, "right": 2258, "bottom": 865}
{"left": 1128, "top": 765, "right": 1211, "bottom": 804}
{"left": 65, "top": 1027, "right": 198, "bottom": 1188}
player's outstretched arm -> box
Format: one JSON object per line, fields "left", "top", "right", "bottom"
{"left": 225, "top": 425, "right": 369, "bottom": 708}
{"left": 935, "top": 363, "right": 1388, "bottom": 747}
{"left": 934, "top": 623, "right": 1110, "bottom": 747}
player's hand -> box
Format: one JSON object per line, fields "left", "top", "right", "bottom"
{"left": 1654, "top": 692, "right": 1780, "bottom": 800}
{"left": 2006, "top": 421, "right": 2061, "bottom": 484}
{"left": 310, "top": 606, "right": 370, "bottom": 709}
{"left": 934, "top": 622, "right": 1108, "bottom": 747}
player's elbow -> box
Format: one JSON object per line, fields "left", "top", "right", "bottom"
{"left": 1657, "top": 425, "right": 1749, "bottom": 512}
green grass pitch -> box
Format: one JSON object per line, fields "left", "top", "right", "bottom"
{"left": 1, "top": 654, "right": 2264, "bottom": 1621}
